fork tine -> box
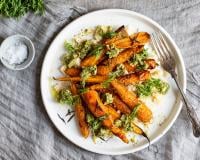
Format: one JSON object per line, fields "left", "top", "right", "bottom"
{"left": 154, "top": 32, "right": 170, "bottom": 60}
{"left": 152, "top": 33, "right": 165, "bottom": 61}
{"left": 151, "top": 34, "right": 162, "bottom": 61}
{"left": 157, "top": 31, "right": 172, "bottom": 59}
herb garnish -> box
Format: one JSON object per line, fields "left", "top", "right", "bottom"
{"left": 0, "top": 0, "right": 45, "bottom": 18}
{"left": 115, "top": 104, "right": 141, "bottom": 131}
{"left": 130, "top": 49, "right": 149, "bottom": 70}
{"left": 86, "top": 113, "right": 107, "bottom": 140}
{"left": 106, "top": 45, "right": 120, "bottom": 58}
{"left": 103, "top": 31, "right": 117, "bottom": 39}
{"left": 56, "top": 88, "right": 79, "bottom": 105}
{"left": 136, "top": 78, "right": 170, "bottom": 97}
{"left": 102, "top": 64, "right": 126, "bottom": 87}
{"left": 102, "top": 93, "right": 113, "bottom": 105}
{"left": 64, "top": 42, "right": 75, "bottom": 54}
{"left": 79, "top": 87, "right": 89, "bottom": 94}
{"left": 63, "top": 40, "right": 93, "bottom": 65}
{"left": 89, "top": 44, "right": 104, "bottom": 58}
{"left": 80, "top": 65, "right": 97, "bottom": 87}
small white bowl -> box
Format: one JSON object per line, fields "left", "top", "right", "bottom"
{"left": 0, "top": 35, "right": 35, "bottom": 70}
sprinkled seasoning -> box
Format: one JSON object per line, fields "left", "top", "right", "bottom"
{"left": 2, "top": 42, "right": 28, "bottom": 65}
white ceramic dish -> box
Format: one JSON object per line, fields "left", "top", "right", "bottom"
{"left": 40, "top": 9, "right": 186, "bottom": 155}
{"left": 0, "top": 35, "right": 35, "bottom": 70}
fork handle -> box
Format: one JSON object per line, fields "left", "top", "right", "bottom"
{"left": 173, "top": 76, "right": 200, "bottom": 137}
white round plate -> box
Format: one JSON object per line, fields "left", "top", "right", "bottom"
{"left": 41, "top": 9, "right": 186, "bottom": 155}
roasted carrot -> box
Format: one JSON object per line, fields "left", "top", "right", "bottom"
{"left": 111, "top": 80, "right": 152, "bottom": 123}
{"left": 123, "top": 62, "right": 136, "bottom": 73}
{"left": 113, "top": 95, "right": 131, "bottom": 114}
{"left": 82, "top": 90, "right": 128, "bottom": 143}
{"left": 70, "top": 83, "right": 89, "bottom": 138}
{"left": 97, "top": 46, "right": 143, "bottom": 75}
{"left": 123, "top": 59, "right": 157, "bottom": 73}
{"left": 82, "top": 90, "right": 105, "bottom": 117}
{"left": 83, "top": 90, "right": 120, "bottom": 119}
{"left": 105, "top": 32, "right": 150, "bottom": 49}
{"left": 131, "top": 123, "right": 150, "bottom": 142}
{"left": 64, "top": 68, "right": 81, "bottom": 76}
{"left": 112, "top": 37, "right": 133, "bottom": 49}
{"left": 81, "top": 49, "right": 106, "bottom": 67}
{"left": 131, "top": 32, "right": 150, "bottom": 45}
{"left": 117, "top": 70, "right": 151, "bottom": 85}
{"left": 89, "top": 84, "right": 107, "bottom": 91}
{"left": 53, "top": 75, "right": 108, "bottom": 83}
{"left": 145, "top": 59, "right": 157, "bottom": 69}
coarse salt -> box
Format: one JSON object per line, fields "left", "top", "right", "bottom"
{"left": 3, "top": 42, "right": 28, "bottom": 65}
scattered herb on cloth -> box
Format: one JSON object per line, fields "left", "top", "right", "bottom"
{"left": 0, "top": 0, "right": 45, "bottom": 18}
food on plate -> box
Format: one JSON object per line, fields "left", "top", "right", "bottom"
{"left": 51, "top": 25, "right": 170, "bottom": 143}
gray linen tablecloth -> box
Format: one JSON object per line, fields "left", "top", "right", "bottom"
{"left": 0, "top": 0, "right": 200, "bottom": 159}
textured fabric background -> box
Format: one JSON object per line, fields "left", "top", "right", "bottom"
{"left": 0, "top": 0, "right": 200, "bottom": 160}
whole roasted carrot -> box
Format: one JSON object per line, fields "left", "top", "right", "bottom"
{"left": 111, "top": 80, "right": 152, "bottom": 123}
{"left": 82, "top": 90, "right": 128, "bottom": 143}
{"left": 70, "top": 83, "right": 89, "bottom": 138}
{"left": 117, "top": 70, "right": 151, "bottom": 86}
{"left": 53, "top": 75, "right": 108, "bottom": 83}
{"left": 97, "top": 46, "right": 143, "bottom": 76}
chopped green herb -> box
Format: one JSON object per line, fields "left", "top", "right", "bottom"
{"left": 102, "top": 93, "right": 113, "bottom": 105}
{"left": 78, "top": 40, "right": 93, "bottom": 59}
{"left": 102, "top": 64, "right": 126, "bottom": 87}
{"left": 130, "top": 49, "right": 149, "bottom": 70}
{"left": 64, "top": 42, "right": 75, "bottom": 54}
{"left": 106, "top": 45, "right": 120, "bottom": 58}
{"left": 0, "top": 0, "right": 45, "bottom": 18}
{"left": 94, "top": 26, "right": 114, "bottom": 40}
{"left": 103, "top": 31, "right": 117, "bottom": 39}
{"left": 136, "top": 78, "right": 170, "bottom": 97}
{"left": 79, "top": 88, "right": 89, "bottom": 94}
{"left": 89, "top": 44, "right": 104, "bottom": 58}
{"left": 56, "top": 88, "right": 78, "bottom": 105}
{"left": 86, "top": 113, "right": 107, "bottom": 140}
{"left": 62, "top": 53, "right": 80, "bottom": 68}
{"left": 80, "top": 66, "right": 97, "bottom": 87}
{"left": 115, "top": 104, "right": 141, "bottom": 132}
{"left": 97, "top": 128, "right": 112, "bottom": 139}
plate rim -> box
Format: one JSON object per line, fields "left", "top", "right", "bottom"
{"left": 40, "top": 9, "right": 187, "bottom": 155}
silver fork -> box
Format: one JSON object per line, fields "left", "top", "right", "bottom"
{"left": 151, "top": 31, "right": 200, "bottom": 137}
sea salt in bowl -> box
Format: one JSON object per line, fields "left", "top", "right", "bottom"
{"left": 0, "top": 35, "right": 35, "bottom": 70}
